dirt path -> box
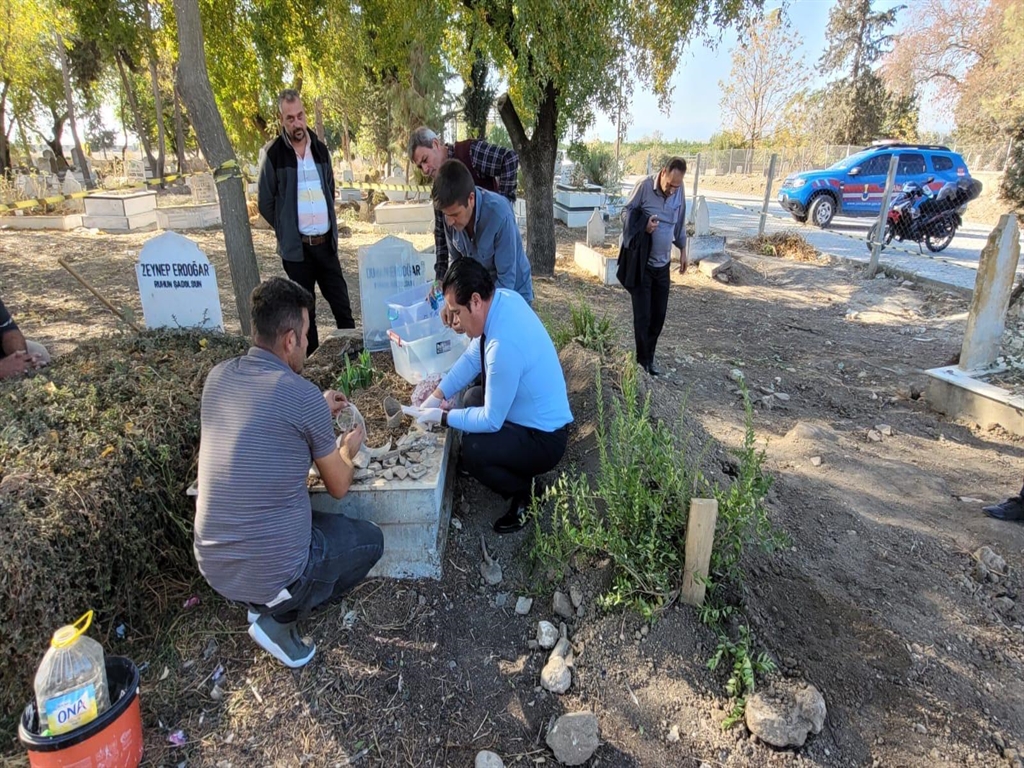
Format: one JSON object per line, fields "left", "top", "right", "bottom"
{"left": 1, "top": 220, "right": 1022, "bottom": 766}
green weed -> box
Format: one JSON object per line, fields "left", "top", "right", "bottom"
{"left": 333, "top": 349, "right": 376, "bottom": 396}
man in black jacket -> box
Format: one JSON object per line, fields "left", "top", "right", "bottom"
{"left": 619, "top": 157, "right": 688, "bottom": 375}
{"left": 258, "top": 90, "right": 354, "bottom": 353}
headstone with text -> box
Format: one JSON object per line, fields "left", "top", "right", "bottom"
{"left": 135, "top": 231, "right": 224, "bottom": 331}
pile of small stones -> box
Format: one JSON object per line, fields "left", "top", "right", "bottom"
{"left": 351, "top": 430, "right": 440, "bottom": 483}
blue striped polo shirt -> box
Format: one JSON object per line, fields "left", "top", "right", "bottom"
{"left": 194, "top": 346, "right": 337, "bottom": 604}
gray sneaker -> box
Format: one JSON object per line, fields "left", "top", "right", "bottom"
{"left": 247, "top": 614, "right": 315, "bottom": 668}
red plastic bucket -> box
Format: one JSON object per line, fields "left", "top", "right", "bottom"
{"left": 19, "top": 656, "right": 143, "bottom": 768}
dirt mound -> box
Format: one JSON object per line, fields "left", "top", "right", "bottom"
{"left": 0, "top": 330, "right": 246, "bottom": 735}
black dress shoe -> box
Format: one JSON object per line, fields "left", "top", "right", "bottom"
{"left": 983, "top": 497, "right": 1024, "bottom": 521}
{"left": 647, "top": 361, "right": 662, "bottom": 376}
{"left": 493, "top": 499, "right": 529, "bottom": 534}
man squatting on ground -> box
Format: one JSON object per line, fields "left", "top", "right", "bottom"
{"left": 0, "top": 295, "right": 50, "bottom": 380}
{"left": 620, "top": 157, "right": 688, "bottom": 376}
{"left": 258, "top": 89, "right": 355, "bottom": 355}
{"left": 412, "top": 259, "right": 573, "bottom": 534}
{"left": 194, "top": 278, "right": 383, "bottom": 669}
{"left": 408, "top": 126, "right": 519, "bottom": 282}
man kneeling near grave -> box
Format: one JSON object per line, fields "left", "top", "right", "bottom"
{"left": 0, "top": 295, "right": 50, "bottom": 380}
{"left": 412, "top": 259, "right": 573, "bottom": 533}
{"left": 194, "top": 277, "right": 383, "bottom": 668}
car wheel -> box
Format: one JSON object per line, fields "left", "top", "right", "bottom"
{"left": 791, "top": 213, "right": 808, "bottom": 224}
{"left": 808, "top": 194, "right": 836, "bottom": 228}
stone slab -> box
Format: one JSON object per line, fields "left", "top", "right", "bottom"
{"left": 573, "top": 241, "right": 618, "bottom": 285}
{"left": 157, "top": 203, "right": 222, "bottom": 230}
{"left": 554, "top": 202, "right": 598, "bottom": 228}
{"left": 310, "top": 431, "right": 458, "bottom": 579}
{"left": 925, "top": 366, "right": 1024, "bottom": 436}
{"left": 374, "top": 201, "right": 433, "bottom": 234}
{"left": 84, "top": 190, "right": 157, "bottom": 218}
{"left": 687, "top": 235, "right": 728, "bottom": 264}
{"left": 698, "top": 254, "right": 732, "bottom": 278}
{"left": 555, "top": 184, "right": 605, "bottom": 209}
{"left": 1, "top": 214, "right": 82, "bottom": 231}
{"left": 82, "top": 210, "right": 159, "bottom": 232}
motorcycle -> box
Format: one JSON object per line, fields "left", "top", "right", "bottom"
{"left": 867, "top": 176, "right": 983, "bottom": 254}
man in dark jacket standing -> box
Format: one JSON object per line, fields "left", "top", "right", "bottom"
{"left": 258, "top": 90, "right": 354, "bottom": 354}
{"left": 408, "top": 126, "right": 519, "bottom": 282}
{"left": 620, "top": 157, "right": 688, "bottom": 376}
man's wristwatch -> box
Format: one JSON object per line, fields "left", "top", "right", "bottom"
{"left": 440, "top": 411, "right": 448, "bottom": 428}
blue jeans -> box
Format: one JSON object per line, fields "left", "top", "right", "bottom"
{"left": 255, "top": 513, "right": 383, "bottom": 623}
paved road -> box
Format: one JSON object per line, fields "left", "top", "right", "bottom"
{"left": 697, "top": 188, "right": 1022, "bottom": 294}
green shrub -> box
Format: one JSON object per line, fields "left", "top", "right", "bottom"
{"left": 333, "top": 349, "right": 376, "bottom": 396}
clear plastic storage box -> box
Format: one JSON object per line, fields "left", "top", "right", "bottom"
{"left": 386, "top": 282, "right": 437, "bottom": 328}
{"left": 389, "top": 316, "right": 470, "bottom": 384}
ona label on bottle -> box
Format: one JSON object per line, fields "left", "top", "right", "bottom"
{"left": 44, "top": 684, "right": 98, "bottom": 734}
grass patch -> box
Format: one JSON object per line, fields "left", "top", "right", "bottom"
{"left": 542, "top": 299, "right": 616, "bottom": 356}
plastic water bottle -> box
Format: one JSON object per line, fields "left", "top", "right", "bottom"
{"left": 427, "top": 282, "right": 444, "bottom": 312}
{"left": 34, "top": 611, "right": 110, "bottom": 736}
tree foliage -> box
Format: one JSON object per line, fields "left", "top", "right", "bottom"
{"left": 810, "top": 0, "right": 912, "bottom": 145}
{"left": 719, "top": 9, "right": 804, "bottom": 149}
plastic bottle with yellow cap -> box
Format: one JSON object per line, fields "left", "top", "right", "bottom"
{"left": 33, "top": 611, "right": 110, "bottom": 736}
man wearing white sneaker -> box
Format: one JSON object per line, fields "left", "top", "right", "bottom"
{"left": 194, "top": 277, "right": 383, "bottom": 668}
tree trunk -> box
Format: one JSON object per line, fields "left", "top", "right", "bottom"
{"left": 116, "top": 54, "right": 158, "bottom": 179}
{"left": 341, "top": 113, "right": 351, "bottom": 164}
{"left": 174, "top": 0, "right": 260, "bottom": 336}
{"left": 143, "top": 2, "right": 166, "bottom": 182}
{"left": 498, "top": 85, "right": 558, "bottom": 276}
{"left": 54, "top": 31, "right": 94, "bottom": 189}
{"left": 171, "top": 66, "right": 188, "bottom": 174}
{"left": 39, "top": 112, "right": 71, "bottom": 173}
{"left": 0, "top": 85, "right": 11, "bottom": 176}
{"left": 315, "top": 97, "right": 326, "bottom": 143}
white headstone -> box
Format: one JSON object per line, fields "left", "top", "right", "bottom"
{"left": 189, "top": 172, "right": 217, "bottom": 204}
{"left": 693, "top": 196, "right": 711, "bottom": 237}
{"left": 586, "top": 209, "right": 605, "bottom": 247}
{"left": 383, "top": 173, "right": 408, "bottom": 203}
{"left": 20, "top": 176, "right": 41, "bottom": 200}
{"left": 62, "top": 176, "right": 81, "bottom": 195}
{"left": 959, "top": 213, "right": 1021, "bottom": 370}
{"left": 136, "top": 231, "right": 224, "bottom": 331}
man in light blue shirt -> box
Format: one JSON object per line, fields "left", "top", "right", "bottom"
{"left": 431, "top": 160, "right": 533, "bottom": 321}
{"left": 413, "top": 259, "right": 572, "bottom": 533}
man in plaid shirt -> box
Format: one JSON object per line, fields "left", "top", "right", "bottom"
{"left": 408, "top": 127, "right": 519, "bottom": 281}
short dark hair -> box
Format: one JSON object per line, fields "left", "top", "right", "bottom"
{"left": 441, "top": 257, "right": 494, "bottom": 306}
{"left": 665, "top": 156, "right": 687, "bottom": 175}
{"left": 250, "top": 277, "right": 313, "bottom": 344}
{"left": 432, "top": 160, "right": 476, "bottom": 210}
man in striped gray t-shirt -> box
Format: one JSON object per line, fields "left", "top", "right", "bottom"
{"left": 195, "top": 277, "right": 382, "bottom": 668}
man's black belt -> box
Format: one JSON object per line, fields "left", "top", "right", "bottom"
{"left": 301, "top": 233, "right": 328, "bottom": 246}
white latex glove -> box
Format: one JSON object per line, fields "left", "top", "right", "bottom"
{"left": 421, "top": 394, "right": 442, "bottom": 409}
{"left": 415, "top": 407, "right": 443, "bottom": 426}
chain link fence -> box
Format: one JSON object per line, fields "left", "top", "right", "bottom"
{"left": 676, "top": 141, "right": 1013, "bottom": 180}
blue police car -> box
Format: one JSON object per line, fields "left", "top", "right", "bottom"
{"left": 777, "top": 142, "right": 972, "bottom": 228}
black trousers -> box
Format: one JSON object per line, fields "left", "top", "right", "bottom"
{"left": 282, "top": 238, "right": 355, "bottom": 354}
{"left": 628, "top": 262, "right": 671, "bottom": 369}
{"left": 459, "top": 387, "right": 568, "bottom": 501}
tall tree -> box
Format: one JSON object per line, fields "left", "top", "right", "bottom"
{"left": 54, "top": 27, "right": 94, "bottom": 186}
{"left": 816, "top": 0, "right": 902, "bottom": 145}
{"left": 462, "top": 0, "right": 758, "bottom": 275}
{"left": 719, "top": 9, "right": 804, "bottom": 149}
{"left": 0, "top": 0, "right": 47, "bottom": 174}
{"left": 173, "top": 0, "right": 259, "bottom": 335}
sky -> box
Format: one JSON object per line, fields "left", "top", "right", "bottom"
{"left": 588, "top": 0, "right": 945, "bottom": 143}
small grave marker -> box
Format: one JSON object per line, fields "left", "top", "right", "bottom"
{"left": 586, "top": 209, "right": 605, "bottom": 247}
